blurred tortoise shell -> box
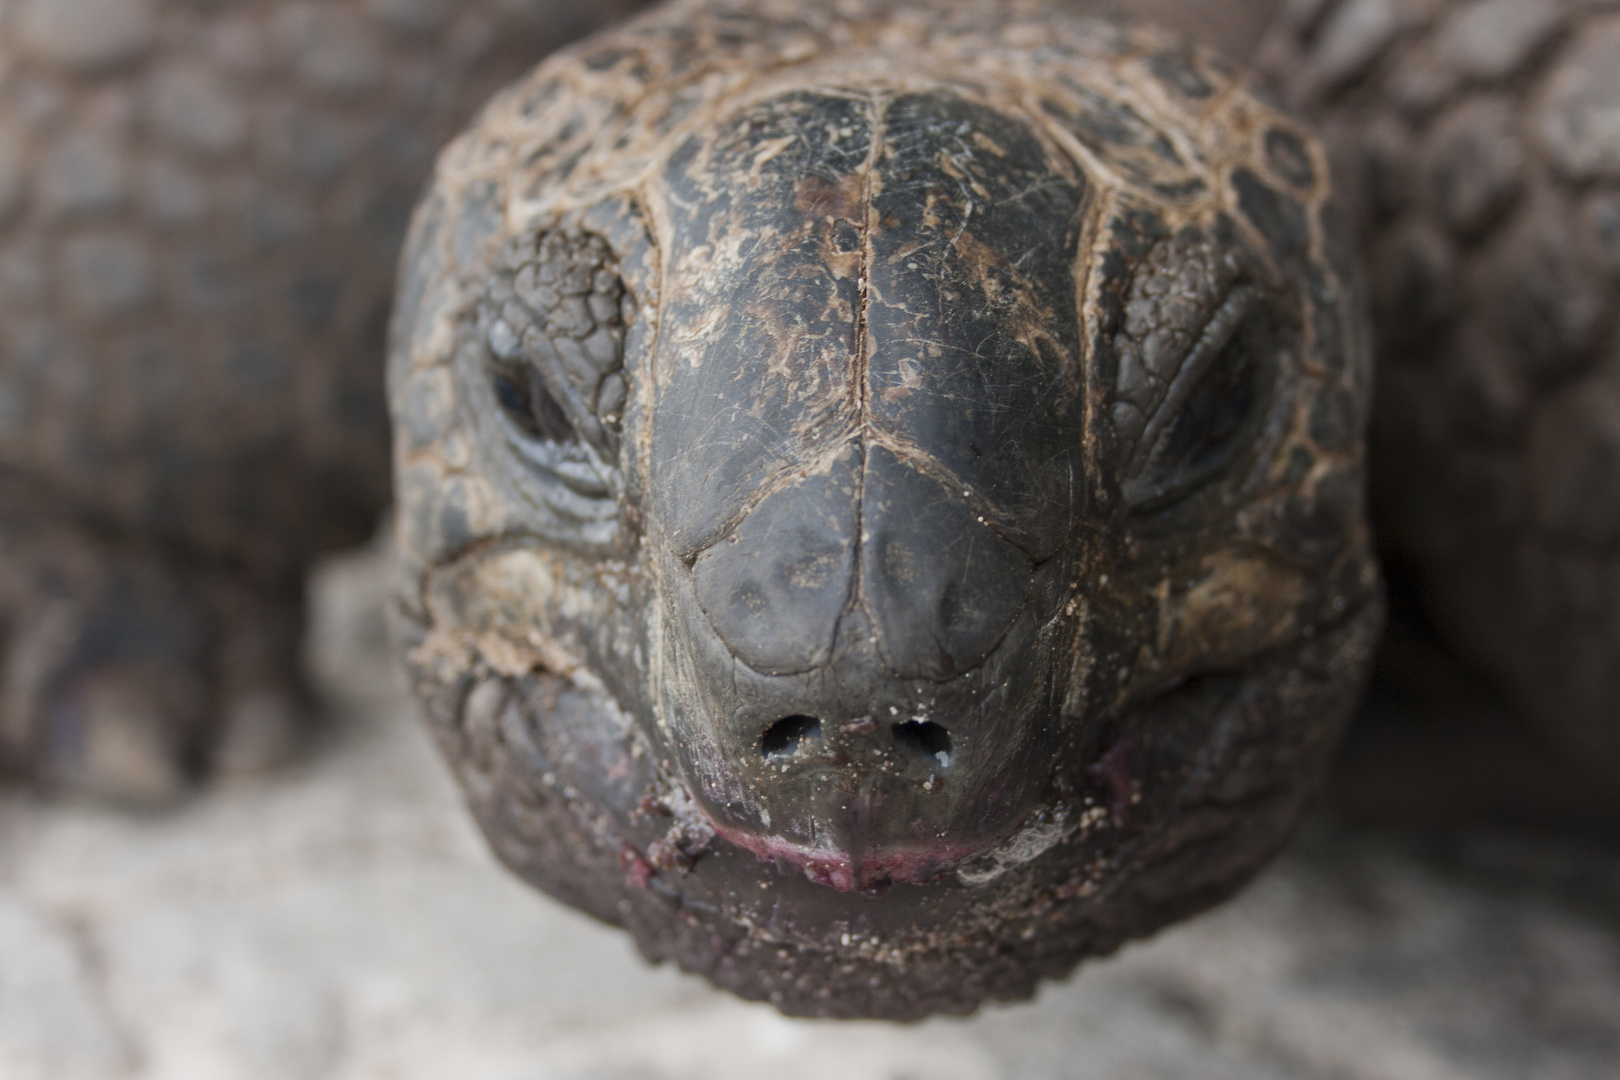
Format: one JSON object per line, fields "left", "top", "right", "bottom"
{"left": 1262, "top": 0, "right": 1620, "bottom": 795}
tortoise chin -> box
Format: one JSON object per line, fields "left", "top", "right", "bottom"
{"left": 389, "top": 1, "right": 1383, "bottom": 1019}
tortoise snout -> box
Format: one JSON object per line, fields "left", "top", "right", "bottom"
{"left": 659, "top": 542, "right": 1064, "bottom": 891}
{"left": 725, "top": 705, "right": 971, "bottom": 892}
{"left": 758, "top": 713, "right": 954, "bottom": 773}
{"left": 665, "top": 448, "right": 1053, "bottom": 891}
{"left": 692, "top": 447, "right": 1033, "bottom": 680}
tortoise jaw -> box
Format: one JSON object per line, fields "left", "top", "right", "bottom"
{"left": 676, "top": 703, "right": 1056, "bottom": 892}
{"left": 709, "top": 816, "right": 1004, "bottom": 893}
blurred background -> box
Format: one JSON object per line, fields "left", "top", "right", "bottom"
{"left": 2, "top": 536, "right": 1617, "bottom": 1080}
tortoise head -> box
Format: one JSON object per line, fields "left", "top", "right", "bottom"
{"left": 390, "top": 6, "right": 1379, "bottom": 1014}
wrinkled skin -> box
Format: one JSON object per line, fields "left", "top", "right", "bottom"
{"left": 0, "top": 0, "right": 643, "bottom": 801}
{"left": 392, "top": 0, "right": 1379, "bottom": 1019}
{"left": 1262, "top": 0, "right": 1620, "bottom": 781}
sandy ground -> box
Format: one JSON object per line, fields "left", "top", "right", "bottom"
{"left": 3, "top": 543, "right": 1619, "bottom": 1080}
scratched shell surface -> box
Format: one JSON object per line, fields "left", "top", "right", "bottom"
{"left": 391, "top": 0, "right": 1380, "bottom": 1019}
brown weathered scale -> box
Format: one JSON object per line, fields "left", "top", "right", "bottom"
{"left": 391, "top": 0, "right": 1380, "bottom": 1018}
{"left": 0, "top": 0, "right": 642, "bottom": 800}
{"left": 1261, "top": 0, "right": 1620, "bottom": 798}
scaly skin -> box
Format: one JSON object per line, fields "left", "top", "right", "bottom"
{"left": 0, "top": 0, "right": 644, "bottom": 800}
{"left": 1260, "top": 0, "right": 1620, "bottom": 775}
{"left": 391, "top": 0, "right": 1380, "bottom": 1019}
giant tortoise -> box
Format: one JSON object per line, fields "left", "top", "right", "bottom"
{"left": 0, "top": 0, "right": 641, "bottom": 801}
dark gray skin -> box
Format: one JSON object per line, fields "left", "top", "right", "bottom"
{"left": 0, "top": 0, "right": 645, "bottom": 801}
{"left": 391, "top": 0, "right": 1380, "bottom": 1019}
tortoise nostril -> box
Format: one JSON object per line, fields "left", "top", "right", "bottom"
{"left": 761, "top": 715, "right": 822, "bottom": 760}
{"left": 893, "top": 720, "right": 952, "bottom": 770}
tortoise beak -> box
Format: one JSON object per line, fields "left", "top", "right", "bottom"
{"left": 708, "top": 774, "right": 992, "bottom": 893}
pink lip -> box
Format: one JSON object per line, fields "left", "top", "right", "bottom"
{"left": 711, "top": 822, "right": 998, "bottom": 893}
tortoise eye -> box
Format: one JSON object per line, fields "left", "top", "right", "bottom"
{"left": 491, "top": 360, "right": 577, "bottom": 445}
{"left": 1121, "top": 287, "right": 1265, "bottom": 511}
{"left": 477, "top": 228, "right": 627, "bottom": 464}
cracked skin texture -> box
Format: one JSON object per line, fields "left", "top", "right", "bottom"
{"left": 0, "top": 0, "right": 645, "bottom": 799}
{"left": 1259, "top": 0, "right": 1620, "bottom": 780}
{"left": 391, "top": 0, "right": 1381, "bottom": 1019}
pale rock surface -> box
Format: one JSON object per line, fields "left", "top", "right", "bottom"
{"left": 1, "top": 541, "right": 1617, "bottom": 1080}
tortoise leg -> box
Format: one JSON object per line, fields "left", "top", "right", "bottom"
{"left": 0, "top": 504, "right": 310, "bottom": 805}
{"left": 204, "top": 577, "right": 311, "bottom": 781}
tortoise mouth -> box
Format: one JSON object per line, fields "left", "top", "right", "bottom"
{"left": 709, "top": 668, "right": 1264, "bottom": 893}
{"left": 707, "top": 821, "right": 1004, "bottom": 894}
